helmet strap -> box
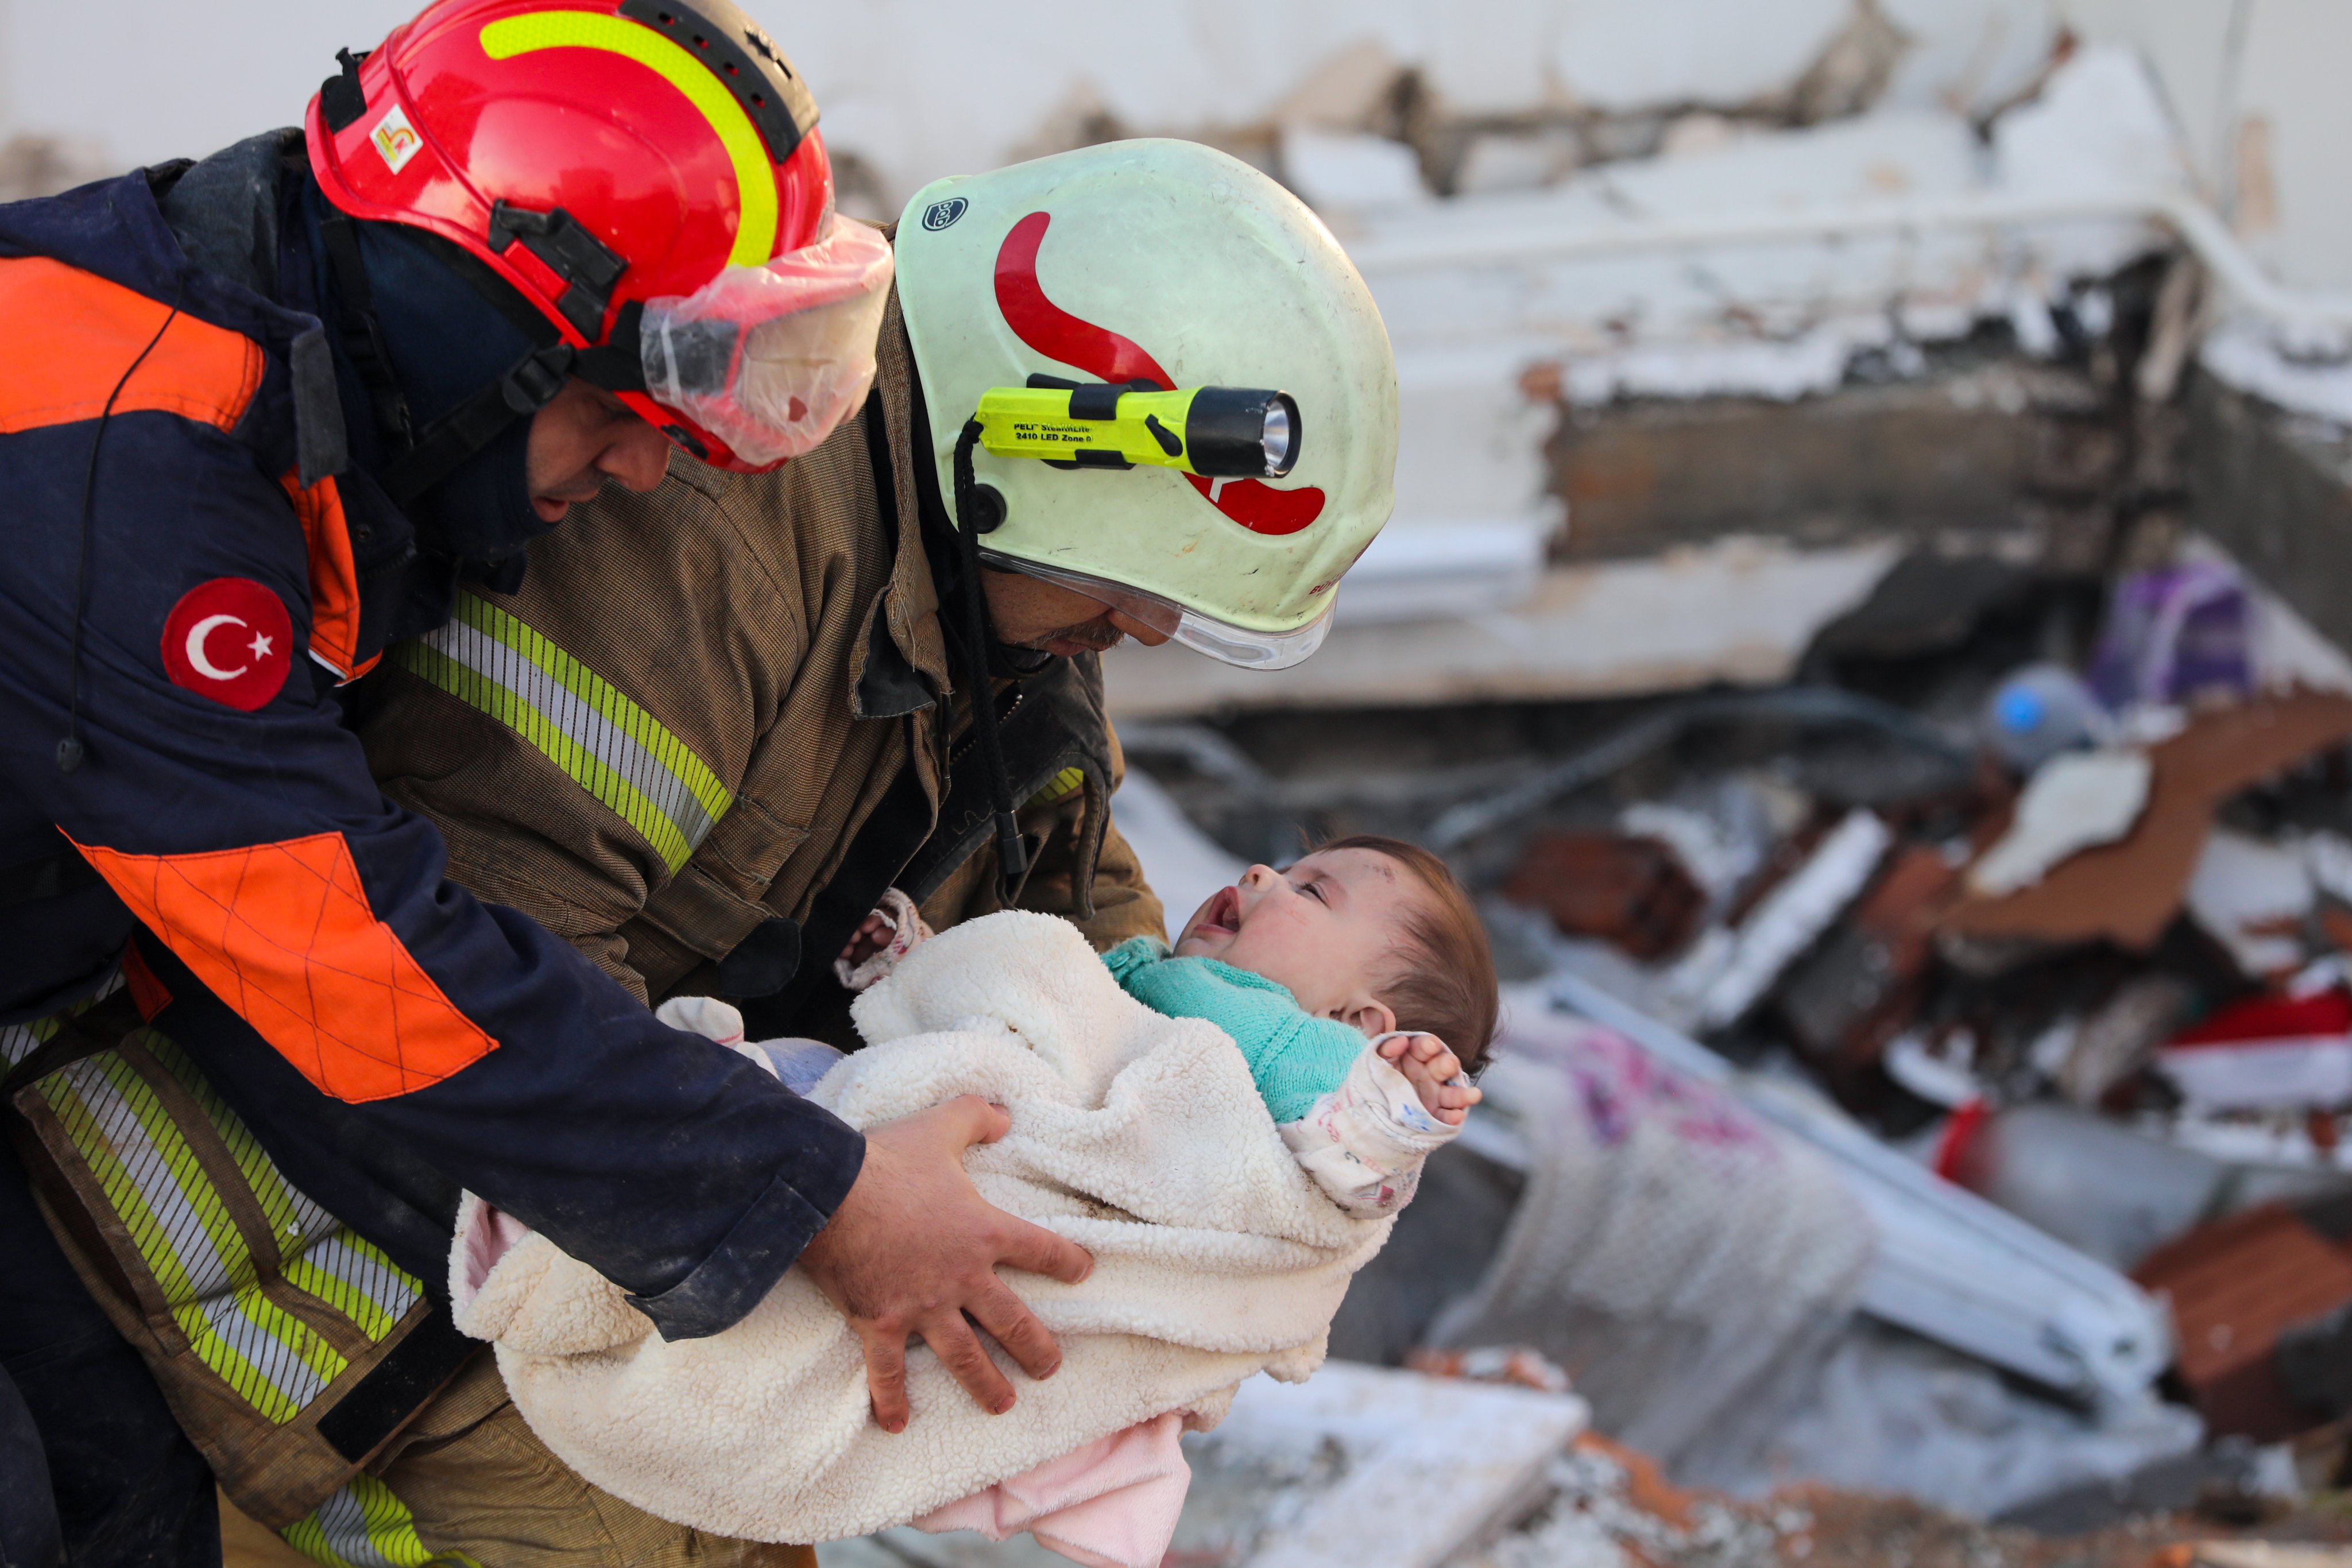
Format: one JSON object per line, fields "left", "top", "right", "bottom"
{"left": 950, "top": 418, "right": 1032, "bottom": 899}
{"left": 320, "top": 207, "right": 648, "bottom": 508}
{"left": 317, "top": 208, "right": 416, "bottom": 456}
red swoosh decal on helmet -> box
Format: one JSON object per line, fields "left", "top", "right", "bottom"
{"left": 993, "top": 211, "right": 1324, "bottom": 536}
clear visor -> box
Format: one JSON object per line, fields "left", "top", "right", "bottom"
{"left": 978, "top": 549, "right": 1336, "bottom": 671}
{"left": 640, "top": 213, "right": 895, "bottom": 469}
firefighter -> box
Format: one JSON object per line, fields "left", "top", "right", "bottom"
{"left": 0, "top": 2, "right": 1090, "bottom": 1562}
{"left": 336, "top": 134, "right": 1402, "bottom": 1552}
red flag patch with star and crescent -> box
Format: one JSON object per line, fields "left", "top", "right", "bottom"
{"left": 160, "top": 577, "right": 292, "bottom": 711}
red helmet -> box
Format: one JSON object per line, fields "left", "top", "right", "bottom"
{"left": 305, "top": 0, "right": 888, "bottom": 474}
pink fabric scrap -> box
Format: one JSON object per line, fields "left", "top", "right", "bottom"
{"left": 912, "top": 1412, "right": 1191, "bottom": 1568}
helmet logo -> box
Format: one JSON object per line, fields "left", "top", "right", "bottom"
{"left": 993, "top": 211, "right": 1325, "bottom": 537}
{"left": 922, "top": 197, "right": 968, "bottom": 232}
{"left": 369, "top": 106, "right": 423, "bottom": 175}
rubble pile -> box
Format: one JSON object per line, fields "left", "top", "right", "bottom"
{"left": 1122, "top": 537, "right": 2352, "bottom": 1536}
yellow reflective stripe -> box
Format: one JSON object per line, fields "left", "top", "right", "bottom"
{"left": 479, "top": 11, "right": 775, "bottom": 266}
{"left": 144, "top": 1032, "right": 332, "bottom": 1250}
{"left": 394, "top": 591, "right": 734, "bottom": 874}
{"left": 283, "top": 1232, "right": 413, "bottom": 1344}
{"left": 141, "top": 1033, "right": 423, "bottom": 1341}
{"left": 1028, "top": 765, "right": 1085, "bottom": 810}
{"left": 283, "top": 1474, "right": 479, "bottom": 1568}
{"left": 88, "top": 1053, "right": 349, "bottom": 1410}
{"left": 34, "top": 1062, "right": 327, "bottom": 1423}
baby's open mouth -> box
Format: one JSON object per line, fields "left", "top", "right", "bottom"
{"left": 1190, "top": 884, "right": 1241, "bottom": 939}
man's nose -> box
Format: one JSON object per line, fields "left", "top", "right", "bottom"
{"left": 600, "top": 419, "right": 672, "bottom": 493}
{"left": 1107, "top": 610, "right": 1170, "bottom": 647}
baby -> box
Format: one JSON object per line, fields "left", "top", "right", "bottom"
{"left": 837, "top": 832, "right": 1496, "bottom": 1214}
{"left": 461, "top": 835, "right": 1502, "bottom": 1566}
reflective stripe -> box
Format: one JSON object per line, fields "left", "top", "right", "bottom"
{"left": 478, "top": 11, "right": 775, "bottom": 267}
{"left": 395, "top": 591, "right": 734, "bottom": 873}
{"left": 9, "top": 1012, "right": 427, "bottom": 1426}
{"left": 34, "top": 1051, "right": 346, "bottom": 1421}
{"left": 143, "top": 1033, "right": 421, "bottom": 1337}
{"left": 283, "top": 1474, "right": 475, "bottom": 1568}
{"left": 1028, "top": 765, "right": 1085, "bottom": 810}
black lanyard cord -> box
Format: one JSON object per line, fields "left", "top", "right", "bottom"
{"left": 59, "top": 275, "right": 188, "bottom": 775}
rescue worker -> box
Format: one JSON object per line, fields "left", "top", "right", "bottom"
{"left": 2, "top": 17, "right": 1402, "bottom": 1568}
{"left": 327, "top": 134, "right": 1402, "bottom": 1554}
{"left": 0, "top": 2, "right": 1096, "bottom": 1562}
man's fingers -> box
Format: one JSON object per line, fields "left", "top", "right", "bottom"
{"left": 923, "top": 1313, "right": 1016, "bottom": 1415}
{"left": 993, "top": 1215, "right": 1094, "bottom": 1285}
{"left": 965, "top": 1278, "right": 1063, "bottom": 1382}
{"left": 860, "top": 1325, "right": 911, "bottom": 1434}
{"left": 927, "top": 1093, "right": 1014, "bottom": 1149}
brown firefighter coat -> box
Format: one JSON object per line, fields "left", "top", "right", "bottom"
{"left": 357, "top": 289, "right": 1166, "bottom": 1028}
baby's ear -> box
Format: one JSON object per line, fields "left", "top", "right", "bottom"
{"left": 1337, "top": 998, "right": 1398, "bottom": 1038}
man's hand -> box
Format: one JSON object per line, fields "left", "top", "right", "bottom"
{"left": 796, "top": 1095, "right": 1093, "bottom": 1433}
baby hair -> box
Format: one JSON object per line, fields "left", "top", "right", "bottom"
{"left": 1310, "top": 834, "right": 1499, "bottom": 1075}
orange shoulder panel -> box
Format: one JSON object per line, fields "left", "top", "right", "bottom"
{"left": 68, "top": 831, "right": 498, "bottom": 1103}
{"left": 0, "top": 256, "right": 264, "bottom": 435}
{"left": 278, "top": 473, "right": 379, "bottom": 682}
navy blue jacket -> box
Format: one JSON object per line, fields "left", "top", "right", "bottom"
{"left": 0, "top": 166, "right": 862, "bottom": 1337}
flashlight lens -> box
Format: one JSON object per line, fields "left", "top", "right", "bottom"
{"left": 1261, "top": 403, "right": 1292, "bottom": 476}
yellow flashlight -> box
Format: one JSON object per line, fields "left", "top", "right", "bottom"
{"left": 973, "top": 375, "right": 1301, "bottom": 478}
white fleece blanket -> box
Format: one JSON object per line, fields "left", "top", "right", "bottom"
{"left": 449, "top": 911, "right": 1393, "bottom": 1543}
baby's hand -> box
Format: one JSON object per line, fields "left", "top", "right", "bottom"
{"left": 1378, "top": 1033, "right": 1483, "bottom": 1126}
{"left": 838, "top": 911, "right": 895, "bottom": 970}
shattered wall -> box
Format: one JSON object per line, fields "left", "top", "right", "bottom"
{"left": 2062, "top": 0, "right": 2352, "bottom": 295}
{"left": 6, "top": 1, "right": 2054, "bottom": 204}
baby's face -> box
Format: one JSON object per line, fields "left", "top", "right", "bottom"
{"left": 1174, "top": 848, "right": 1418, "bottom": 1028}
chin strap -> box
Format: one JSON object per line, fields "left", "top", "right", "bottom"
{"left": 951, "top": 418, "right": 1030, "bottom": 897}
{"left": 318, "top": 210, "right": 649, "bottom": 509}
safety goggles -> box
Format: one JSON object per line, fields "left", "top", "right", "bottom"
{"left": 978, "top": 550, "right": 1336, "bottom": 671}
{"left": 640, "top": 212, "right": 895, "bottom": 470}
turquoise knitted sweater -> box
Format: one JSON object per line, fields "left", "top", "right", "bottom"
{"left": 1102, "top": 937, "right": 1365, "bottom": 1122}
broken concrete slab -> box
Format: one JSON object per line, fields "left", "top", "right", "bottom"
{"left": 1547, "top": 359, "right": 2115, "bottom": 565}
{"left": 2189, "top": 373, "right": 2352, "bottom": 672}
{"left": 1196, "top": 1362, "right": 1588, "bottom": 1568}
{"left": 2133, "top": 1204, "right": 2352, "bottom": 1443}
{"left": 1100, "top": 536, "right": 1900, "bottom": 718}
{"left": 1943, "top": 690, "right": 2352, "bottom": 951}
{"left": 1968, "top": 750, "right": 2154, "bottom": 899}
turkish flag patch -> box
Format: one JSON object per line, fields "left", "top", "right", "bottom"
{"left": 161, "top": 578, "right": 293, "bottom": 711}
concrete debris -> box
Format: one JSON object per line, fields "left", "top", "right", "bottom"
{"left": 1694, "top": 810, "right": 1892, "bottom": 1031}
{"left": 1503, "top": 831, "right": 1709, "bottom": 962}
{"left": 2059, "top": 976, "right": 2198, "bottom": 1109}
{"left": 1943, "top": 690, "right": 2352, "bottom": 951}
{"left": 2185, "top": 831, "right": 2319, "bottom": 981}
{"left": 1179, "top": 1362, "right": 1588, "bottom": 1568}
{"left": 2132, "top": 1205, "right": 2352, "bottom": 1443}
{"left": 1554, "top": 970, "right": 2175, "bottom": 1403}
{"left": 1967, "top": 750, "right": 2154, "bottom": 899}
{"left": 1101, "top": 537, "right": 1902, "bottom": 719}
{"left": 1780, "top": 843, "right": 1962, "bottom": 1075}
{"left": 1944, "top": 1101, "right": 2233, "bottom": 1272}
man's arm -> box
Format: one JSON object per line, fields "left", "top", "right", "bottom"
{"left": 18, "top": 440, "right": 1087, "bottom": 1353}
